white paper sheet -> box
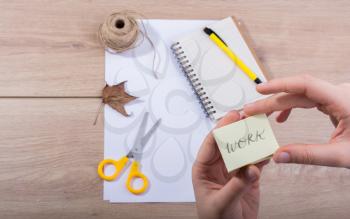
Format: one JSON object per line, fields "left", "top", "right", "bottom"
{"left": 104, "top": 19, "right": 216, "bottom": 202}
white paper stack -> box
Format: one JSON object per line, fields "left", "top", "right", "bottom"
{"left": 104, "top": 19, "right": 215, "bottom": 202}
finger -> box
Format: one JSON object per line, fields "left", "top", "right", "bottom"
{"left": 227, "top": 159, "right": 269, "bottom": 179}
{"left": 255, "top": 159, "right": 270, "bottom": 170}
{"left": 256, "top": 74, "right": 338, "bottom": 106}
{"left": 242, "top": 110, "right": 274, "bottom": 122}
{"left": 195, "top": 111, "right": 240, "bottom": 164}
{"left": 244, "top": 93, "right": 315, "bottom": 116}
{"left": 217, "top": 165, "right": 260, "bottom": 207}
{"left": 273, "top": 143, "right": 346, "bottom": 167}
{"left": 276, "top": 109, "right": 292, "bottom": 123}
{"left": 215, "top": 110, "right": 241, "bottom": 128}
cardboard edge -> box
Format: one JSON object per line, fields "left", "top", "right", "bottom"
{"left": 231, "top": 16, "right": 271, "bottom": 81}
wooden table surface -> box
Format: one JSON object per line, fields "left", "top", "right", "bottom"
{"left": 1, "top": 0, "right": 350, "bottom": 218}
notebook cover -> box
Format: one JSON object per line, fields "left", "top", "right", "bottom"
{"left": 172, "top": 17, "right": 270, "bottom": 120}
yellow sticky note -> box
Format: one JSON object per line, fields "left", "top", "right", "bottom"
{"left": 213, "top": 114, "right": 279, "bottom": 172}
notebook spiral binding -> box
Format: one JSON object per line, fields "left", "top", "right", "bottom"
{"left": 171, "top": 42, "right": 216, "bottom": 118}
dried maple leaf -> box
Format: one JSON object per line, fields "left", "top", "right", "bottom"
{"left": 102, "top": 81, "right": 137, "bottom": 116}
{"left": 93, "top": 81, "right": 138, "bottom": 125}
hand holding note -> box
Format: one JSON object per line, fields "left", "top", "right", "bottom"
{"left": 244, "top": 74, "right": 350, "bottom": 168}
{"left": 192, "top": 111, "right": 269, "bottom": 219}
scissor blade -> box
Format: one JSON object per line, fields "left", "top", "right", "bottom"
{"left": 127, "top": 112, "right": 149, "bottom": 157}
{"left": 140, "top": 119, "right": 161, "bottom": 146}
{"left": 131, "top": 119, "right": 161, "bottom": 161}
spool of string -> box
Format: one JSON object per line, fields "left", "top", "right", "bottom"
{"left": 98, "top": 10, "right": 157, "bottom": 77}
{"left": 98, "top": 11, "right": 140, "bottom": 52}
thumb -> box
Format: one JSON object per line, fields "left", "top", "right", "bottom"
{"left": 273, "top": 143, "right": 345, "bottom": 167}
{"left": 217, "top": 165, "right": 260, "bottom": 207}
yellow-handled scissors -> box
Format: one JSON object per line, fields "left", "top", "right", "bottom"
{"left": 98, "top": 112, "right": 161, "bottom": 195}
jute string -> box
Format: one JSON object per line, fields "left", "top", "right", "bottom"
{"left": 98, "top": 11, "right": 139, "bottom": 52}
{"left": 94, "top": 10, "right": 157, "bottom": 125}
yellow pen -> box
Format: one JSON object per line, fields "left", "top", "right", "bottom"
{"left": 203, "top": 27, "right": 262, "bottom": 84}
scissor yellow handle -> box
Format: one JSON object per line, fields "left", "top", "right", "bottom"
{"left": 97, "top": 156, "right": 129, "bottom": 181}
{"left": 126, "top": 161, "right": 149, "bottom": 195}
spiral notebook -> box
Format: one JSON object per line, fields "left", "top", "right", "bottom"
{"left": 171, "top": 17, "right": 268, "bottom": 120}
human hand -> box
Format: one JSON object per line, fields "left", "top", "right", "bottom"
{"left": 244, "top": 74, "right": 350, "bottom": 168}
{"left": 192, "top": 111, "right": 269, "bottom": 219}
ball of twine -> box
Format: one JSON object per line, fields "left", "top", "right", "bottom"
{"left": 98, "top": 11, "right": 140, "bottom": 52}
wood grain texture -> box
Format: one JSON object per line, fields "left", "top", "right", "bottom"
{"left": 0, "top": 99, "right": 197, "bottom": 219}
{"left": 1, "top": 100, "right": 350, "bottom": 219}
{"left": 0, "top": 0, "right": 350, "bottom": 96}
{"left": 1, "top": 0, "right": 350, "bottom": 218}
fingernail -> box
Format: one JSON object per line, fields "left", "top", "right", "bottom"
{"left": 275, "top": 152, "right": 290, "bottom": 163}
{"left": 246, "top": 168, "right": 257, "bottom": 182}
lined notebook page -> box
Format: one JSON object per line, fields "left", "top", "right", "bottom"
{"left": 174, "top": 17, "right": 268, "bottom": 120}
